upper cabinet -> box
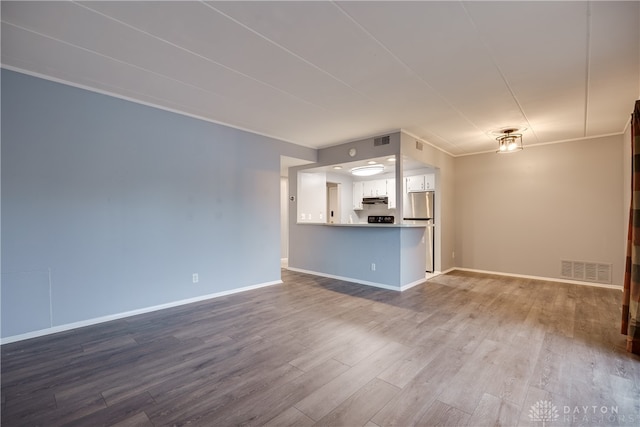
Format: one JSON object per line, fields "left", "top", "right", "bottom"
{"left": 406, "top": 174, "right": 435, "bottom": 192}
{"left": 406, "top": 175, "right": 424, "bottom": 192}
{"left": 358, "top": 178, "right": 396, "bottom": 210}
{"left": 425, "top": 174, "right": 435, "bottom": 190}
{"left": 387, "top": 179, "right": 396, "bottom": 209}
{"left": 362, "top": 179, "right": 388, "bottom": 197}
{"left": 353, "top": 181, "right": 364, "bottom": 210}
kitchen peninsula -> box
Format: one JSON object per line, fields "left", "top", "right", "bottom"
{"left": 290, "top": 223, "right": 428, "bottom": 291}
{"left": 287, "top": 131, "right": 440, "bottom": 291}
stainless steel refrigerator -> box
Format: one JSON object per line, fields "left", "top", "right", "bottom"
{"left": 403, "top": 191, "right": 435, "bottom": 272}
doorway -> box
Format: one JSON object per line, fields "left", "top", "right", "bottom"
{"left": 327, "top": 182, "right": 341, "bottom": 224}
{"left": 280, "top": 156, "right": 314, "bottom": 268}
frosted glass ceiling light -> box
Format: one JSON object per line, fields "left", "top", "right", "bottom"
{"left": 351, "top": 164, "right": 384, "bottom": 176}
{"left": 496, "top": 128, "right": 523, "bottom": 153}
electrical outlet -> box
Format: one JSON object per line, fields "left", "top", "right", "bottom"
{"left": 371, "top": 263, "right": 376, "bottom": 271}
{"left": 192, "top": 273, "right": 199, "bottom": 283}
{"left": 452, "top": 251, "right": 456, "bottom": 259}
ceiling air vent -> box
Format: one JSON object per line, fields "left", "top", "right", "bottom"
{"left": 560, "top": 260, "right": 612, "bottom": 284}
{"left": 374, "top": 135, "right": 390, "bottom": 146}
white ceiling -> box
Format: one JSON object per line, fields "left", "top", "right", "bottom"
{"left": 2, "top": 1, "right": 639, "bottom": 156}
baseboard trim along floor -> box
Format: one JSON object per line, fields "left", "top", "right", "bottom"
{"left": 2, "top": 266, "right": 621, "bottom": 345}
{"left": 286, "top": 267, "right": 405, "bottom": 291}
{"left": 0, "top": 279, "right": 283, "bottom": 345}
{"left": 453, "top": 267, "right": 623, "bottom": 291}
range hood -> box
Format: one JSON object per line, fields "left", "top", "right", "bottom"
{"left": 362, "top": 196, "right": 388, "bottom": 205}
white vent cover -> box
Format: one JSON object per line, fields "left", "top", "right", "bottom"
{"left": 597, "top": 263, "right": 612, "bottom": 283}
{"left": 560, "top": 260, "right": 611, "bottom": 284}
{"left": 561, "top": 261, "right": 573, "bottom": 278}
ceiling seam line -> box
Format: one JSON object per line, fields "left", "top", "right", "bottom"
{"left": 209, "top": 0, "right": 468, "bottom": 154}
{"left": 2, "top": 21, "right": 330, "bottom": 138}
{"left": 71, "top": 1, "right": 333, "bottom": 112}
{"left": 583, "top": 2, "right": 593, "bottom": 138}
{"left": 200, "top": 1, "right": 376, "bottom": 104}
{"left": 1, "top": 22, "right": 259, "bottom": 107}
{"left": 331, "top": 1, "right": 483, "bottom": 152}
{"left": 459, "top": 1, "right": 539, "bottom": 144}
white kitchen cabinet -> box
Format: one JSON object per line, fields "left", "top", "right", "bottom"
{"left": 424, "top": 174, "right": 435, "bottom": 190}
{"left": 406, "top": 175, "right": 425, "bottom": 192}
{"left": 387, "top": 179, "right": 396, "bottom": 209}
{"left": 378, "top": 180, "right": 389, "bottom": 197}
{"left": 352, "top": 181, "right": 364, "bottom": 210}
{"left": 362, "top": 180, "right": 375, "bottom": 197}
{"left": 362, "top": 179, "right": 387, "bottom": 197}
{"left": 355, "top": 179, "right": 396, "bottom": 208}
{"left": 406, "top": 174, "right": 435, "bottom": 192}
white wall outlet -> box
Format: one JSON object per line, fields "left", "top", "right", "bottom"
{"left": 452, "top": 251, "right": 456, "bottom": 259}
{"left": 192, "top": 273, "right": 199, "bottom": 283}
{"left": 371, "top": 263, "right": 376, "bottom": 271}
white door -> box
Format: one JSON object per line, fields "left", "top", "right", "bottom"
{"left": 328, "top": 184, "right": 341, "bottom": 224}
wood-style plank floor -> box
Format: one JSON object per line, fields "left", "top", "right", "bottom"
{"left": 2, "top": 270, "right": 639, "bottom": 426}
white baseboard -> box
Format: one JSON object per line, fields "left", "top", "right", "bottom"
{"left": 1, "top": 280, "right": 282, "bottom": 345}
{"left": 5, "top": 266, "right": 620, "bottom": 345}
{"left": 286, "top": 267, "right": 404, "bottom": 291}
{"left": 399, "top": 277, "right": 429, "bottom": 291}
{"left": 448, "top": 267, "right": 623, "bottom": 290}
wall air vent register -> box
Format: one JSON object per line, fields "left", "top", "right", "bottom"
{"left": 560, "top": 260, "right": 612, "bottom": 284}
{"left": 374, "top": 135, "right": 390, "bottom": 146}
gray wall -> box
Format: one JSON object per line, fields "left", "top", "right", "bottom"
{"left": 1, "top": 69, "right": 314, "bottom": 339}
{"left": 288, "top": 221, "right": 426, "bottom": 290}
{"left": 454, "top": 135, "right": 625, "bottom": 285}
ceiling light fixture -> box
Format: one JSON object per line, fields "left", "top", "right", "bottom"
{"left": 333, "top": 166, "right": 343, "bottom": 170}
{"left": 496, "top": 128, "right": 524, "bottom": 153}
{"left": 351, "top": 164, "right": 384, "bottom": 176}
